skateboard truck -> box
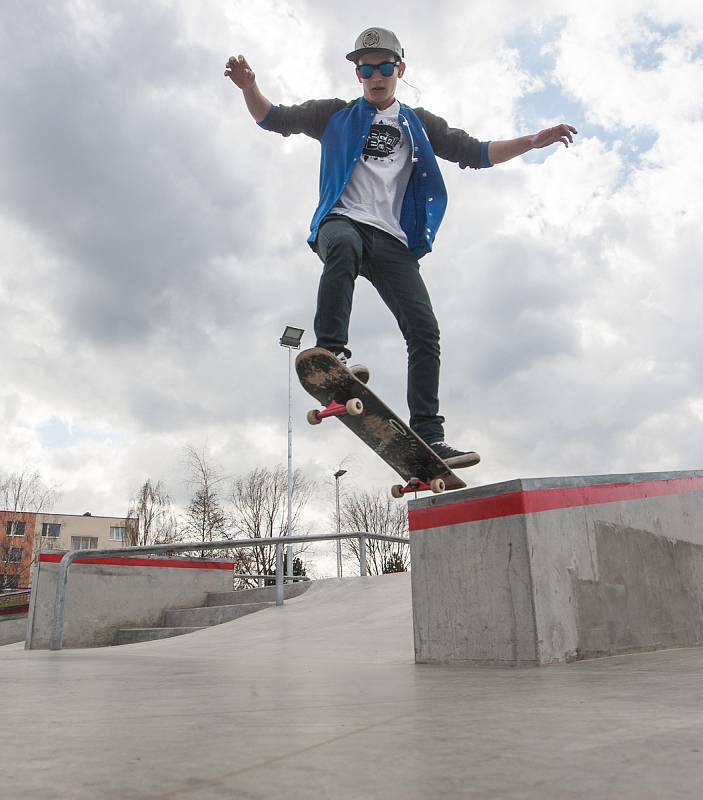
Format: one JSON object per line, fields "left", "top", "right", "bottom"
{"left": 307, "top": 398, "right": 364, "bottom": 425}
{"left": 391, "top": 477, "right": 445, "bottom": 498}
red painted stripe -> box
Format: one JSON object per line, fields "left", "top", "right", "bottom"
{"left": 409, "top": 477, "right": 703, "bottom": 532}
{"left": 0, "top": 604, "right": 29, "bottom": 616}
{"left": 39, "top": 554, "right": 234, "bottom": 570}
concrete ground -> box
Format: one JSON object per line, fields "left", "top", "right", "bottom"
{"left": 3, "top": 573, "right": 703, "bottom": 799}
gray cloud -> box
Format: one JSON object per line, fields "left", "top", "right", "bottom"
{"left": 1, "top": 2, "right": 261, "bottom": 349}
{"left": 1, "top": 1, "right": 702, "bottom": 529}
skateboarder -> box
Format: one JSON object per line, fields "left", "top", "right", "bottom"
{"left": 225, "top": 27, "right": 577, "bottom": 467}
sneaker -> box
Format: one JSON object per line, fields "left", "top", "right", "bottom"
{"left": 429, "top": 441, "right": 481, "bottom": 469}
{"left": 336, "top": 352, "right": 370, "bottom": 384}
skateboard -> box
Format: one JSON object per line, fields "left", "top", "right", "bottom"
{"left": 295, "top": 347, "right": 467, "bottom": 497}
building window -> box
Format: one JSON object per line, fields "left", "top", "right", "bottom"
{"left": 71, "top": 536, "right": 98, "bottom": 551}
{"left": 109, "top": 526, "right": 126, "bottom": 542}
{"left": 1, "top": 574, "right": 20, "bottom": 590}
{"left": 2, "top": 547, "right": 23, "bottom": 563}
{"left": 41, "top": 522, "right": 61, "bottom": 538}
{"left": 5, "top": 520, "right": 26, "bottom": 537}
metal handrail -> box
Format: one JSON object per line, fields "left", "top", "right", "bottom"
{"left": 49, "top": 532, "right": 409, "bottom": 650}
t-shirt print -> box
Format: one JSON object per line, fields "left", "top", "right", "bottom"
{"left": 363, "top": 121, "right": 403, "bottom": 162}
{"left": 329, "top": 101, "right": 412, "bottom": 244}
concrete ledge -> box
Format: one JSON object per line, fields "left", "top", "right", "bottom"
{"left": 27, "top": 553, "right": 234, "bottom": 649}
{"left": 206, "top": 581, "right": 310, "bottom": 606}
{"left": 0, "top": 614, "right": 28, "bottom": 646}
{"left": 163, "top": 602, "right": 273, "bottom": 628}
{"left": 409, "top": 470, "right": 703, "bottom": 666}
{"left": 114, "top": 627, "right": 207, "bottom": 645}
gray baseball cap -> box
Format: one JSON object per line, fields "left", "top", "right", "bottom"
{"left": 346, "top": 27, "right": 404, "bottom": 62}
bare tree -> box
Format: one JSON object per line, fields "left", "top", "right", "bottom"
{"left": 182, "top": 445, "right": 228, "bottom": 557}
{"left": 339, "top": 490, "right": 409, "bottom": 575}
{"left": 229, "top": 466, "right": 315, "bottom": 585}
{"left": 0, "top": 470, "right": 58, "bottom": 589}
{"left": 0, "top": 470, "right": 58, "bottom": 516}
{"left": 125, "top": 479, "right": 179, "bottom": 547}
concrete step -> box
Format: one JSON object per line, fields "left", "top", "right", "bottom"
{"left": 206, "top": 581, "right": 311, "bottom": 607}
{"left": 112, "top": 583, "right": 311, "bottom": 647}
{"left": 114, "top": 627, "right": 206, "bottom": 645}
{"left": 163, "top": 601, "right": 273, "bottom": 628}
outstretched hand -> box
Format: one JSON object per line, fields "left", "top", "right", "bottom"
{"left": 224, "top": 55, "right": 256, "bottom": 90}
{"left": 531, "top": 124, "right": 578, "bottom": 149}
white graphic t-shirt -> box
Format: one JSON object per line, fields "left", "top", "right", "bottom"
{"left": 331, "top": 101, "right": 413, "bottom": 245}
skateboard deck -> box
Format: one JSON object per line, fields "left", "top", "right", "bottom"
{"left": 296, "top": 347, "right": 467, "bottom": 496}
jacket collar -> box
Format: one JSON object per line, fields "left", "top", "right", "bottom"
{"left": 358, "top": 96, "right": 407, "bottom": 115}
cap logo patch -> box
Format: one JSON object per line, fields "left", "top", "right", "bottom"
{"left": 362, "top": 30, "right": 381, "bottom": 47}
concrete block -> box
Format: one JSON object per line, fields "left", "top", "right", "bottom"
{"left": 206, "top": 581, "right": 310, "bottom": 606}
{"left": 0, "top": 614, "right": 28, "bottom": 646}
{"left": 409, "top": 470, "right": 703, "bottom": 666}
{"left": 163, "top": 602, "right": 273, "bottom": 628}
{"left": 27, "top": 554, "right": 234, "bottom": 649}
{"left": 114, "top": 627, "right": 206, "bottom": 645}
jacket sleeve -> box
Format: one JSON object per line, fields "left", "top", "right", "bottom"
{"left": 258, "top": 98, "right": 347, "bottom": 141}
{"left": 414, "top": 107, "right": 484, "bottom": 170}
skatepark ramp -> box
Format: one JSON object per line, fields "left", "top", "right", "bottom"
{"left": 113, "top": 581, "right": 311, "bottom": 645}
{"left": 409, "top": 470, "right": 703, "bottom": 666}
{"left": 28, "top": 531, "right": 407, "bottom": 650}
{"left": 6, "top": 486, "right": 703, "bottom": 798}
{"left": 6, "top": 569, "right": 703, "bottom": 798}
{"left": 24, "top": 471, "right": 703, "bottom": 664}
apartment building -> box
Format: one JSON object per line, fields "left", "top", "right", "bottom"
{"left": 0, "top": 511, "right": 129, "bottom": 589}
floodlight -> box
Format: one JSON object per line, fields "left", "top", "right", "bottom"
{"left": 279, "top": 326, "right": 305, "bottom": 349}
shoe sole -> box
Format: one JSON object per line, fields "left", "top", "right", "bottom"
{"left": 350, "top": 366, "right": 370, "bottom": 384}
{"left": 443, "top": 451, "right": 481, "bottom": 469}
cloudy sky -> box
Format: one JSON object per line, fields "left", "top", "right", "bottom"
{"left": 2, "top": 1, "right": 702, "bottom": 570}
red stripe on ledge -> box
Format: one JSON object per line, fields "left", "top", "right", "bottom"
{"left": 409, "top": 477, "right": 703, "bottom": 532}
{"left": 39, "top": 554, "right": 233, "bottom": 570}
{"left": 0, "top": 604, "right": 29, "bottom": 616}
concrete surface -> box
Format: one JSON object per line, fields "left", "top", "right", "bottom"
{"left": 206, "top": 580, "right": 310, "bottom": 606}
{"left": 0, "top": 613, "right": 27, "bottom": 645}
{"left": 28, "top": 554, "right": 234, "bottom": 648}
{"left": 0, "top": 589, "right": 30, "bottom": 644}
{"left": 114, "top": 581, "right": 311, "bottom": 645}
{"left": 410, "top": 471, "right": 703, "bottom": 665}
{"left": 162, "top": 600, "right": 274, "bottom": 627}
{"left": 113, "top": 625, "right": 206, "bottom": 645}
{"left": 3, "top": 573, "right": 703, "bottom": 799}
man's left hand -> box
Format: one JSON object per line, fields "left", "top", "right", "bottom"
{"left": 531, "top": 124, "right": 578, "bottom": 149}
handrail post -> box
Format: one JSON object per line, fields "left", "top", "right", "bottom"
{"left": 359, "top": 534, "right": 367, "bottom": 577}
{"left": 275, "top": 543, "right": 284, "bottom": 606}
{"left": 50, "top": 551, "right": 78, "bottom": 651}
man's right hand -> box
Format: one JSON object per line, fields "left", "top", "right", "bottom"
{"left": 224, "top": 53, "right": 272, "bottom": 123}
{"left": 224, "top": 55, "right": 256, "bottom": 90}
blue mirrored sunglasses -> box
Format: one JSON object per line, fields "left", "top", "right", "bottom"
{"left": 356, "top": 62, "right": 398, "bottom": 79}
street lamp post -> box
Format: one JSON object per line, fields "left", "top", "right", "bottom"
{"left": 279, "top": 326, "right": 304, "bottom": 583}
{"left": 334, "top": 468, "right": 347, "bottom": 578}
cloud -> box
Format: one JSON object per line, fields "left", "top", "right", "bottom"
{"left": 1, "top": 1, "right": 702, "bottom": 562}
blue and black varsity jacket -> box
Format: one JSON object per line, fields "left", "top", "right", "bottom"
{"left": 259, "top": 96, "right": 492, "bottom": 259}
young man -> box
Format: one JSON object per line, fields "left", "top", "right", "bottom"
{"left": 225, "top": 28, "right": 576, "bottom": 467}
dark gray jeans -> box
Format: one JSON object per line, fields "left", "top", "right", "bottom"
{"left": 314, "top": 215, "right": 445, "bottom": 444}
